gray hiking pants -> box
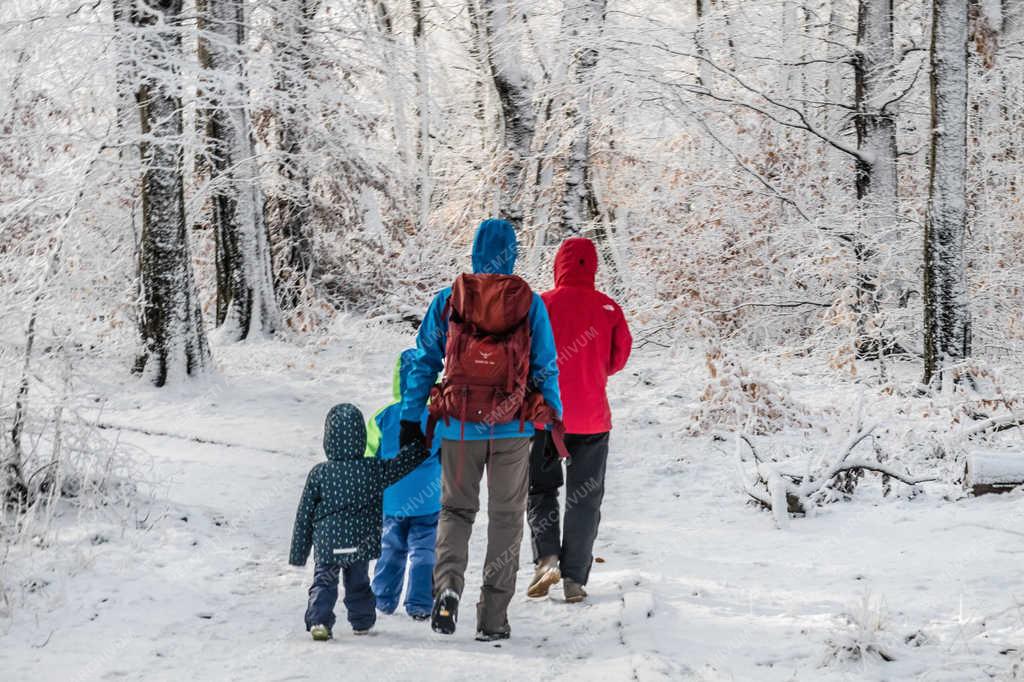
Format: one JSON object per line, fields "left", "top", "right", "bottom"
{"left": 433, "top": 437, "right": 531, "bottom": 634}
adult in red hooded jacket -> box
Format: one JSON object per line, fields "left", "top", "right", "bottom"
{"left": 526, "top": 237, "right": 632, "bottom": 603}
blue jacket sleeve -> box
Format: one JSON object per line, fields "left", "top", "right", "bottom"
{"left": 400, "top": 290, "right": 449, "bottom": 422}
{"left": 528, "top": 295, "right": 562, "bottom": 418}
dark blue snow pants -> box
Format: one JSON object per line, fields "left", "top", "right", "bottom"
{"left": 304, "top": 561, "right": 376, "bottom": 632}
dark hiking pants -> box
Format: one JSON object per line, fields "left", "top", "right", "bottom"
{"left": 304, "top": 561, "right": 376, "bottom": 632}
{"left": 527, "top": 431, "right": 609, "bottom": 585}
{"left": 433, "top": 437, "right": 530, "bottom": 635}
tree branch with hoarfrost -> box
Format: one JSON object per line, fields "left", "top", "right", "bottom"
{"left": 737, "top": 422, "right": 935, "bottom": 528}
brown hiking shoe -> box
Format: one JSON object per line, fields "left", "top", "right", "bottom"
{"left": 563, "top": 579, "right": 587, "bottom": 603}
{"left": 527, "top": 555, "right": 561, "bottom": 598}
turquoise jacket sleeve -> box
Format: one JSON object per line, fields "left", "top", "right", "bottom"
{"left": 288, "top": 467, "right": 319, "bottom": 566}
{"left": 400, "top": 290, "right": 449, "bottom": 422}
{"left": 528, "top": 294, "right": 562, "bottom": 418}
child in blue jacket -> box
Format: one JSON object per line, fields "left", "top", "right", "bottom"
{"left": 366, "top": 350, "right": 442, "bottom": 620}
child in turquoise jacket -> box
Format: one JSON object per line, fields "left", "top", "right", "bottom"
{"left": 366, "top": 350, "right": 442, "bottom": 619}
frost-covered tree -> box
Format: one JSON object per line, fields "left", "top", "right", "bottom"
{"left": 560, "top": 0, "right": 606, "bottom": 235}
{"left": 131, "top": 0, "right": 210, "bottom": 385}
{"left": 851, "top": 0, "right": 900, "bottom": 311}
{"left": 411, "top": 0, "right": 431, "bottom": 233}
{"left": 267, "top": 0, "right": 320, "bottom": 308}
{"left": 478, "top": 0, "right": 536, "bottom": 226}
{"left": 923, "top": 0, "right": 971, "bottom": 386}
{"left": 197, "top": 0, "right": 280, "bottom": 340}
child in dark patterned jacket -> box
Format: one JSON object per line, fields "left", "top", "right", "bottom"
{"left": 289, "top": 403, "right": 430, "bottom": 641}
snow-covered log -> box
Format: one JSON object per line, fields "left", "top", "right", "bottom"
{"left": 923, "top": 0, "right": 972, "bottom": 386}
{"left": 131, "top": 0, "right": 210, "bottom": 386}
{"left": 197, "top": 0, "right": 280, "bottom": 340}
{"left": 965, "top": 451, "right": 1024, "bottom": 495}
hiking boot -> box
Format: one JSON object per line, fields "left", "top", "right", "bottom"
{"left": 409, "top": 612, "right": 430, "bottom": 622}
{"left": 563, "top": 579, "right": 587, "bottom": 604}
{"left": 527, "top": 555, "right": 561, "bottom": 598}
{"left": 475, "top": 628, "right": 511, "bottom": 642}
{"left": 310, "top": 624, "right": 332, "bottom": 641}
{"left": 352, "top": 626, "right": 373, "bottom": 636}
{"left": 431, "top": 588, "right": 459, "bottom": 635}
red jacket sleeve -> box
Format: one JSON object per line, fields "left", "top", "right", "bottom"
{"left": 609, "top": 307, "right": 632, "bottom": 376}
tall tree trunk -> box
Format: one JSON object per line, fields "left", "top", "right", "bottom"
{"left": 478, "top": 0, "right": 536, "bottom": 226}
{"left": 198, "top": 0, "right": 280, "bottom": 339}
{"left": 694, "top": 0, "right": 715, "bottom": 88}
{"left": 466, "top": 0, "right": 492, "bottom": 149}
{"left": 113, "top": 0, "right": 146, "bottom": 338}
{"left": 268, "top": 0, "right": 320, "bottom": 308}
{"left": 412, "top": 0, "right": 432, "bottom": 232}
{"left": 852, "top": 0, "right": 900, "bottom": 357}
{"left": 923, "top": 0, "right": 971, "bottom": 386}
{"left": 561, "top": 0, "right": 607, "bottom": 235}
{"left": 369, "top": 0, "right": 412, "bottom": 170}
{"left": 132, "top": 0, "right": 210, "bottom": 386}
{"left": 825, "top": 0, "right": 849, "bottom": 132}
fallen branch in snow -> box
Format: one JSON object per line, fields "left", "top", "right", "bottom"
{"left": 94, "top": 422, "right": 300, "bottom": 458}
{"left": 960, "top": 413, "right": 1024, "bottom": 440}
{"left": 701, "top": 300, "right": 831, "bottom": 316}
{"left": 737, "top": 422, "right": 934, "bottom": 527}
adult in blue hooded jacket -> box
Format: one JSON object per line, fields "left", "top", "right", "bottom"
{"left": 399, "top": 218, "right": 562, "bottom": 640}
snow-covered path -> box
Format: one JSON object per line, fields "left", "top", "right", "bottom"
{"left": 2, "top": 326, "right": 1022, "bottom": 681}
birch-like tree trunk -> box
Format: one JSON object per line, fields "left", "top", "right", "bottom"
{"left": 923, "top": 0, "right": 971, "bottom": 386}
{"left": 411, "top": 0, "right": 432, "bottom": 232}
{"left": 561, "top": 0, "right": 607, "bottom": 233}
{"left": 478, "top": 0, "right": 535, "bottom": 226}
{"left": 198, "top": 0, "right": 280, "bottom": 340}
{"left": 369, "top": 0, "right": 412, "bottom": 170}
{"left": 132, "top": 0, "right": 210, "bottom": 386}
{"left": 268, "top": 0, "right": 320, "bottom": 308}
{"left": 113, "top": 0, "right": 146, "bottom": 337}
{"left": 695, "top": 0, "right": 715, "bottom": 88}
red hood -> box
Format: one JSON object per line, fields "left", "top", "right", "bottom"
{"left": 553, "top": 237, "right": 598, "bottom": 288}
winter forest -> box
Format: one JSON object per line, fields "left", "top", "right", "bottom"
{"left": 2, "top": 0, "right": 1024, "bottom": 679}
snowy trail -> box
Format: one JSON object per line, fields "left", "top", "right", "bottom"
{"left": 3, "top": 330, "right": 1023, "bottom": 681}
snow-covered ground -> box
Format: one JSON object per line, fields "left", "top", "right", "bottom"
{"left": 2, "top": 320, "right": 1022, "bottom": 681}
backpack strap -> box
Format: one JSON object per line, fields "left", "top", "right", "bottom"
{"left": 550, "top": 420, "right": 571, "bottom": 461}
{"left": 425, "top": 414, "right": 438, "bottom": 451}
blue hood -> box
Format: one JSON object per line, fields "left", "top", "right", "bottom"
{"left": 471, "top": 219, "right": 517, "bottom": 275}
{"left": 395, "top": 348, "right": 417, "bottom": 400}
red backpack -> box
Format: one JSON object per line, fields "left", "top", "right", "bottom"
{"left": 426, "top": 273, "right": 569, "bottom": 459}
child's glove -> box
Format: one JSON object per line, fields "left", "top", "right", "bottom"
{"left": 400, "top": 420, "right": 426, "bottom": 449}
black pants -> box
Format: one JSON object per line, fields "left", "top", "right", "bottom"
{"left": 526, "top": 431, "right": 608, "bottom": 585}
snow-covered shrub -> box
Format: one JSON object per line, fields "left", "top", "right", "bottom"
{"left": 0, "top": 341, "right": 137, "bottom": 518}
{"left": 820, "top": 593, "right": 899, "bottom": 668}
{"left": 690, "top": 343, "right": 813, "bottom": 435}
